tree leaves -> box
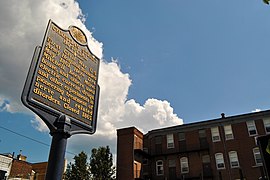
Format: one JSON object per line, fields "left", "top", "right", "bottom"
{"left": 90, "top": 146, "right": 116, "bottom": 180}
{"left": 64, "top": 146, "right": 116, "bottom": 180}
{"left": 263, "top": 0, "right": 270, "bottom": 5}
{"left": 64, "top": 151, "right": 90, "bottom": 180}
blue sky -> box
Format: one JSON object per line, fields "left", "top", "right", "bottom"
{"left": 80, "top": 0, "right": 270, "bottom": 121}
{"left": 0, "top": 0, "right": 270, "bottom": 163}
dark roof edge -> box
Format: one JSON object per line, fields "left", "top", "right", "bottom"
{"left": 145, "top": 109, "right": 270, "bottom": 136}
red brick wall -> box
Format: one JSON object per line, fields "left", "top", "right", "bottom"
{"left": 32, "top": 162, "right": 48, "bottom": 180}
{"left": 209, "top": 121, "right": 264, "bottom": 180}
{"left": 117, "top": 127, "right": 143, "bottom": 180}
{"left": 117, "top": 112, "right": 270, "bottom": 180}
{"left": 9, "top": 159, "right": 32, "bottom": 179}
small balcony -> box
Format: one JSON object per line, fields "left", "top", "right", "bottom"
{"left": 199, "top": 138, "right": 209, "bottom": 150}
{"left": 134, "top": 142, "right": 150, "bottom": 158}
{"left": 179, "top": 138, "right": 209, "bottom": 153}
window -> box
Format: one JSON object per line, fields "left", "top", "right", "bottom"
{"left": 253, "top": 147, "right": 263, "bottom": 166}
{"left": 180, "top": 157, "right": 189, "bottom": 173}
{"left": 199, "top": 129, "right": 206, "bottom": 138}
{"left": 155, "top": 136, "right": 162, "bottom": 144}
{"left": 178, "top": 132, "right": 185, "bottom": 141}
{"left": 224, "top": 125, "right": 234, "bottom": 140}
{"left": 215, "top": 153, "right": 225, "bottom": 169}
{"left": 247, "top": 121, "right": 257, "bottom": 136}
{"left": 263, "top": 118, "right": 270, "bottom": 133}
{"left": 211, "top": 127, "right": 220, "bottom": 142}
{"left": 229, "top": 151, "right": 239, "bottom": 168}
{"left": 155, "top": 136, "right": 163, "bottom": 154}
{"left": 202, "top": 155, "right": 210, "bottom": 164}
{"left": 169, "top": 159, "right": 176, "bottom": 167}
{"left": 156, "top": 160, "right": 164, "bottom": 175}
{"left": 167, "top": 134, "right": 174, "bottom": 148}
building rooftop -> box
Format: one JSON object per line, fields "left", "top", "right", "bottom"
{"left": 145, "top": 109, "right": 270, "bottom": 136}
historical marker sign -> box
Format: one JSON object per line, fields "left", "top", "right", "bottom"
{"left": 22, "top": 20, "right": 100, "bottom": 134}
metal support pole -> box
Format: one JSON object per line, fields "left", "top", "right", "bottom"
{"left": 45, "top": 115, "right": 71, "bottom": 180}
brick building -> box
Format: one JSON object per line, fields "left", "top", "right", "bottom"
{"left": 9, "top": 159, "right": 34, "bottom": 179}
{"left": 0, "top": 152, "right": 66, "bottom": 180}
{"left": 117, "top": 110, "right": 270, "bottom": 180}
{"left": 31, "top": 161, "right": 67, "bottom": 180}
{"left": 0, "top": 154, "right": 13, "bottom": 179}
{"left": 31, "top": 162, "right": 48, "bottom": 180}
{"left": 9, "top": 154, "right": 34, "bottom": 180}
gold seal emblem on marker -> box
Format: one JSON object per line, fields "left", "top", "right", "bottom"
{"left": 69, "top": 26, "right": 87, "bottom": 45}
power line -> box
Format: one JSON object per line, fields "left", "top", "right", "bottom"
{"left": 0, "top": 125, "right": 49, "bottom": 147}
{"left": 0, "top": 125, "right": 76, "bottom": 156}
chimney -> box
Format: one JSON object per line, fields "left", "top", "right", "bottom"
{"left": 221, "top": 113, "right": 225, "bottom": 119}
{"left": 17, "top": 150, "right": 27, "bottom": 161}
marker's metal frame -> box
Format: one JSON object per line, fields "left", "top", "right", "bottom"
{"left": 21, "top": 20, "right": 100, "bottom": 180}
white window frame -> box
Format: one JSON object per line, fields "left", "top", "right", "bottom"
{"left": 156, "top": 160, "right": 164, "bottom": 176}
{"left": 211, "top": 127, "right": 220, "bottom": 142}
{"left": 263, "top": 118, "right": 270, "bottom": 134}
{"left": 215, "top": 153, "right": 225, "bottom": 169}
{"left": 224, "top": 125, "right": 234, "bottom": 140}
{"left": 246, "top": 121, "right": 257, "bottom": 136}
{"left": 167, "top": 134, "right": 174, "bottom": 149}
{"left": 180, "top": 157, "right": 189, "bottom": 173}
{"left": 253, "top": 147, "right": 263, "bottom": 166}
{"left": 228, "top": 151, "right": 239, "bottom": 168}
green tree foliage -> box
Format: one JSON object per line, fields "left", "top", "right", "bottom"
{"left": 64, "top": 151, "right": 90, "bottom": 180}
{"left": 64, "top": 146, "right": 115, "bottom": 180}
{"left": 263, "top": 0, "right": 270, "bottom": 4}
{"left": 89, "top": 146, "right": 116, "bottom": 180}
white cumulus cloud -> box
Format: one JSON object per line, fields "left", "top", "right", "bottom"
{"left": 252, "top": 109, "right": 261, "bottom": 113}
{"left": 0, "top": 0, "right": 183, "bottom": 158}
{"left": 31, "top": 114, "right": 48, "bottom": 133}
